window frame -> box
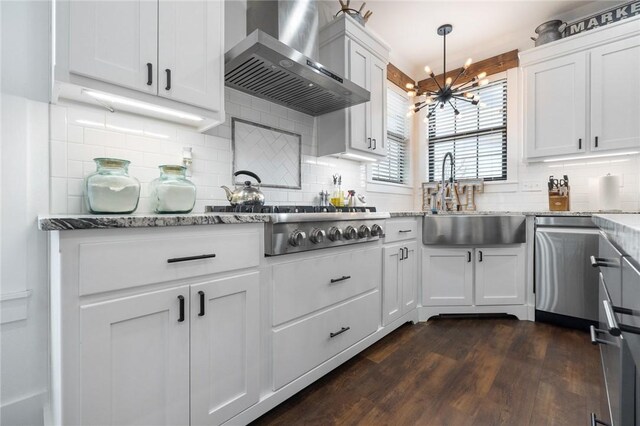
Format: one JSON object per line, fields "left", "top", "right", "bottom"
{"left": 367, "top": 82, "right": 413, "bottom": 194}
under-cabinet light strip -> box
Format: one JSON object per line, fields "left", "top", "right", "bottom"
{"left": 542, "top": 151, "right": 639, "bottom": 162}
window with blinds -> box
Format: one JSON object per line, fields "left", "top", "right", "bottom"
{"left": 372, "top": 87, "right": 410, "bottom": 184}
{"left": 428, "top": 79, "right": 507, "bottom": 182}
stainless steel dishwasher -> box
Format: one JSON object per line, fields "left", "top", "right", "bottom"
{"left": 535, "top": 216, "right": 600, "bottom": 329}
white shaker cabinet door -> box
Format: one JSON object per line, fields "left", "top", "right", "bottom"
{"left": 369, "top": 55, "right": 388, "bottom": 156}
{"left": 158, "top": 0, "right": 224, "bottom": 111}
{"left": 190, "top": 272, "right": 260, "bottom": 426}
{"left": 348, "top": 39, "right": 371, "bottom": 153}
{"left": 590, "top": 35, "right": 640, "bottom": 152}
{"left": 401, "top": 241, "right": 418, "bottom": 314}
{"left": 422, "top": 247, "right": 474, "bottom": 306}
{"left": 79, "top": 286, "right": 190, "bottom": 426}
{"left": 474, "top": 246, "right": 525, "bottom": 306}
{"left": 382, "top": 244, "right": 403, "bottom": 326}
{"left": 69, "top": 0, "right": 158, "bottom": 94}
{"left": 524, "top": 52, "right": 587, "bottom": 159}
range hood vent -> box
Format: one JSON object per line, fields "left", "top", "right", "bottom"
{"left": 224, "top": 1, "right": 370, "bottom": 116}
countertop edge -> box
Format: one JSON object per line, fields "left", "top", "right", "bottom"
{"left": 592, "top": 214, "right": 640, "bottom": 262}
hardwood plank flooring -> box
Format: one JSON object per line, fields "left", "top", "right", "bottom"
{"left": 251, "top": 318, "right": 610, "bottom": 426}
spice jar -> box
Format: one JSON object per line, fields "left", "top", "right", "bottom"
{"left": 149, "top": 165, "right": 196, "bottom": 214}
{"left": 85, "top": 158, "right": 140, "bottom": 214}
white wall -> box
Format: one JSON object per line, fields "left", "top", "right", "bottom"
{"left": 0, "top": 2, "right": 51, "bottom": 425}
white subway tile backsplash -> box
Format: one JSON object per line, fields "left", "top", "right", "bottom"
{"left": 85, "top": 128, "right": 125, "bottom": 148}
{"left": 67, "top": 125, "right": 84, "bottom": 143}
{"left": 67, "top": 178, "right": 84, "bottom": 196}
{"left": 50, "top": 140, "right": 67, "bottom": 177}
{"left": 67, "top": 160, "right": 84, "bottom": 178}
{"left": 50, "top": 177, "right": 68, "bottom": 214}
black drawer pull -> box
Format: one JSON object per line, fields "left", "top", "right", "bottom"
{"left": 578, "top": 138, "right": 582, "bottom": 149}
{"left": 590, "top": 256, "right": 616, "bottom": 268}
{"left": 590, "top": 413, "right": 610, "bottom": 426}
{"left": 330, "top": 326, "right": 350, "bottom": 338}
{"left": 146, "top": 63, "right": 153, "bottom": 85}
{"left": 590, "top": 325, "right": 611, "bottom": 346}
{"left": 398, "top": 229, "right": 413, "bottom": 233}
{"left": 368, "top": 138, "right": 372, "bottom": 149}
{"left": 330, "top": 275, "right": 351, "bottom": 284}
{"left": 165, "top": 68, "right": 171, "bottom": 90}
{"left": 177, "top": 295, "right": 185, "bottom": 322}
{"left": 372, "top": 139, "right": 376, "bottom": 150}
{"left": 478, "top": 250, "right": 483, "bottom": 262}
{"left": 404, "top": 247, "right": 408, "bottom": 259}
{"left": 399, "top": 248, "right": 404, "bottom": 261}
{"left": 167, "top": 253, "right": 216, "bottom": 263}
{"left": 467, "top": 251, "right": 472, "bottom": 263}
{"left": 198, "top": 291, "right": 205, "bottom": 317}
{"left": 595, "top": 136, "right": 599, "bottom": 148}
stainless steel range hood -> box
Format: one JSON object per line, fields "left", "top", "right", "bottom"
{"left": 224, "top": 0, "right": 370, "bottom": 117}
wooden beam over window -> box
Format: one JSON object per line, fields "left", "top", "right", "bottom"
{"left": 387, "top": 63, "right": 416, "bottom": 91}
{"left": 418, "top": 49, "right": 519, "bottom": 93}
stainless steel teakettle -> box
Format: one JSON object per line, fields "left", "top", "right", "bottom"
{"left": 221, "top": 170, "right": 265, "bottom": 207}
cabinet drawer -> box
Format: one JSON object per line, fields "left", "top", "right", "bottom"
{"left": 272, "top": 290, "right": 379, "bottom": 390}
{"left": 385, "top": 219, "right": 418, "bottom": 243}
{"left": 272, "top": 247, "right": 381, "bottom": 325}
{"left": 77, "top": 227, "right": 260, "bottom": 295}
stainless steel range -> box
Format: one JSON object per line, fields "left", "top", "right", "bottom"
{"left": 205, "top": 205, "right": 389, "bottom": 256}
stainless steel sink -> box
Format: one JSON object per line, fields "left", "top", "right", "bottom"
{"left": 422, "top": 215, "right": 526, "bottom": 245}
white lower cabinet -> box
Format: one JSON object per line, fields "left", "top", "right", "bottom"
{"left": 383, "top": 241, "right": 417, "bottom": 325}
{"left": 80, "top": 286, "right": 190, "bottom": 426}
{"left": 190, "top": 272, "right": 260, "bottom": 426}
{"left": 422, "top": 245, "right": 525, "bottom": 307}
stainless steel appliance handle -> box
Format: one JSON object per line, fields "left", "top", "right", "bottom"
{"left": 603, "top": 300, "right": 621, "bottom": 336}
{"left": 590, "top": 413, "right": 610, "bottom": 426}
{"left": 589, "top": 325, "right": 611, "bottom": 346}
{"left": 590, "top": 256, "right": 615, "bottom": 268}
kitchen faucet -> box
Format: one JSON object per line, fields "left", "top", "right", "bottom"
{"left": 440, "top": 152, "right": 455, "bottom": 211}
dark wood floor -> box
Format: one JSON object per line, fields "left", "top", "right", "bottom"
{"left": 252, "top": 318, "right": 610, "bottom": 426}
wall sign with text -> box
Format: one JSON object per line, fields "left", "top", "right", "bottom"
{"left": 564, "top": 1, "right": 640, "bottom": 36}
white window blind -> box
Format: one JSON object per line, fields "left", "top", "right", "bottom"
{"left": 372, "top": 88, "right": 410, "bottom": 184}
{"left": 428, "top": 79, "right": 507, "bottom": 182}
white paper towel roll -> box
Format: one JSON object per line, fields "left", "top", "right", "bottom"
{"left": 598, "top": 174, "right": 621, "bottom": 211}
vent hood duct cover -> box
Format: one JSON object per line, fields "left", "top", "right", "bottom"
{"left": 224, "top": 1, "right": 370, "bottom": 116}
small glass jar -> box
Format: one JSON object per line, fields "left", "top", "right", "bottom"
{"left": 149, "top": 165, "right": 196, "bottom": 214}
{"left": 85, "top": 158, "right": 140, "bottom": 214}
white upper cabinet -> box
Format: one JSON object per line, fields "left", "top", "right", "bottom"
{"left": 69, "top": 0, "right": 158, "bottom": 94}
{"left": 317, "top": 14, "right": 390, "bottom": 159}
{"left": 590, "top": 35, "right": 640, "bottom": 152}
{"left": 56, "top": 0, "right": 225, "bottom": 130}
{"left": 158, "top": 0, "right": 224, "bottom": 111}
{"left": 524, "top": 52, "right": 587, "bottom": 159}
{"left": 521, "top": 18, "right": 640, "bottom": 160}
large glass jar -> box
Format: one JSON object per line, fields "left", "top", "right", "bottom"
{"left": 149, "top": 165, "right": 196, "bottom": 214}
{"left": 85, "top": 158, "right": 140, "bottom": 214}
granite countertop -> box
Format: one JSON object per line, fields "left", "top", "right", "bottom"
{"left": 38, "top": 213, "right": 271, "bottom": 231}
{"left": 592, "top": 214, "right": 640, "bottom": 262}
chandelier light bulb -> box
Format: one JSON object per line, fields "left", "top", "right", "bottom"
{"left": 445, "top": 77, "right": 452, "bottom": 86}
{"left": 476, "top": 72, "right": 487, "bottom": 80}
{"left": 405, "top": 82, "right": 414, "bottom": 90}
{"left": 424, "top": 65, "right": 432, "bottom": 75}
{"left": 425, "top": 97, "right": 434, "bottom": 104}
{"left": 406, "top": 110, "right": 415, "bottom": 117}
{"left": 407, "top": 90, "right": 417, "bottom": 97}
{"left": 464, "top": 92, "right": 474, "bottom": 98}
{"left": 464, "top": 58, "right": 472, "bottom": 69}
{"left": 478, "top": 78, "right": 489, "bottom": 87}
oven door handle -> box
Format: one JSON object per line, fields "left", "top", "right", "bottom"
{"left": 603, "top": 300, "right": 640, "bottom": 336}
{"left": 590, "top": 325, "right": 612, "bottom": 346}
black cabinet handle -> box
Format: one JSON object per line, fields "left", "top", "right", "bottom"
{"left": 398, "top": 229, "right": 412, "bottom": 233}
{"left": 146, "top": 63, "right": 153, "bottom": 86}
{"left": 399, "top": 248, "right": 404, "bottom": 261}
{"left": 198, "top": 291, "right": 205, "bottom": 316}
{"left": 590, "top": 413, "right": 610, "bottom": 426}
{"left": 467, "top": 251, "right": 472, "bottom": 263}
{"left": 578, "top": 138, "right": 582, "bottom": 149}
{"left": 368, "top": 138, "right": 372, "bottom": 149}
{"left": 165, "top": 69, "right": 171, "bottom": 90}
{"left": 177, "top": 295, "right": 185, "bottom": 322}
{"left": 478, "top": 250, "right": 483, "bottom": 262}
{"left": 372, "top": 139, "right": 377, "bottom": 150}
{"left": 167, "top": 253, "right": 216, "bottom": 263}
{"left": 330, "top": 326, "right": 350, "bottom": 338}
{"left": 595, "top": 136, "right": 599, "bottom": 148}
{"left": 404, "top": 247, "right": 408, "bottom": 259}
{"left": 330, "top": 275, "right": 351, "bottom": 284}
{"left": 590, "top": 256, "right": 616, "bottom": 268}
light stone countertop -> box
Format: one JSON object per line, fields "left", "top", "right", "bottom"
{"left": 592, "top": 214, "right": 640, "bottom": 262}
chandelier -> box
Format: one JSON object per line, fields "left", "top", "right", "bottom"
{"left": 407, "top": 24, "right": 489, "bottom": 119}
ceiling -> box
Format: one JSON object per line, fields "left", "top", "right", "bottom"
{"left": 328, "top": 0, "right": 623, "bottom": 79}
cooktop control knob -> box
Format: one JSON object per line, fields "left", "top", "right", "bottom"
{"left": 358, "top": 225, "right": 371, "bottom": 239}
{"left": 371, "top": 224, "right": 384, "bottom": 237}
{"left": 309, "top": 228, "right": 326, "bottom": 244}
{"left": 344, "top": 225, "right": 357, "bottom": 240}
{"left": 288, "top": 229, "right": 307, "bottom": 247}
{"left": 328, "top": 226, "right": 343, "bottom": 241}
